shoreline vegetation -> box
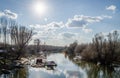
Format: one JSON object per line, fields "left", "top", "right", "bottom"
{"left": 64, "top": 30, "right": 120, "bottom": 66}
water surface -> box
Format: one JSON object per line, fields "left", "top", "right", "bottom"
{"left": 0, "top": 53, "right": 120, "bottom": 78}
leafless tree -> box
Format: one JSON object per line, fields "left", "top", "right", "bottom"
{"left": 107, "top": 31, "right": 119, "bottom": 63}
{"left": 10, "top": 25, "right": 33, "bottom": 59}
{"left": 0, "top": 18, "right": 11, "bottom": 64}
{"left": 0, "top": 18, "right": 8, "bottom": 47}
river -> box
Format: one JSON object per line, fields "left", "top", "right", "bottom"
{"left": 0, "top": 53, "right": 120, "bottom": 78}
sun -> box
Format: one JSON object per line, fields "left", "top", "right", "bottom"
{"left": 33, "top": 2, "right": 47, "bottom": 16}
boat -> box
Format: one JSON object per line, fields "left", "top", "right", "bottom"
{"left": 31, "top": 57, "right": 46, "bottom": 68}
{"left": 44, "top": 61, "right": 57, "bottom": 70}
{"left": 44, "top": 61, "right": 57, "bottom": 67}
{"left": 31, "top": 53, "right": 57, "bottom": 69}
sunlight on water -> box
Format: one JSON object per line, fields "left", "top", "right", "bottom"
{"left": 28, "top": 53, "right": 87, "bottom": 78}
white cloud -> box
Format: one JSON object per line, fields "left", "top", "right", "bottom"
{"left": 60, "top": 32, "right": 77, "bottom": 39}
{"left": 30, "top": 22, "right": 64, "bottom": 41}
{"left": 47, "top": 22, "right": 64, "bottom": 28}
{"left": 66, "top": 18, "right": 87, "bottom": 28}
{"left": 0, "top": 9, "right": 18, "bottom": 19}
{"left": 30, "top": 21, "right": 64, "bottom": 35}
{"left": 66, "top": 15, "right": 112, "bottom": 28}
{"left": 30, "top": 22, "right": 64, "bottom": 29}
{"left": 0, "top": 12, "right": 4, "bottom": 17}
{"left": 66, "top": 15, "right": 111, "bottom": 33}
{"left": 106, "top": 5, "right": 116, "bottom": 13}
{"left": 82, "top": 27, "right": 92, "bottom": 33}
{"left": 30, "top": 15, "right": 112, "bottom": 35}
{"left": 30, "top": 14, "right": 112, "bottom": 45}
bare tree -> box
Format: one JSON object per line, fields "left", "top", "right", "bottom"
{"left": 107, "top": 31, "right": 119, "bottom": 62}
{"left": 10, "top": 25, "right": 33, "bottom": 59}
{"left": 0, "top": 18, "right": 11, "bottom": 64}
{"left": 0, "top": 18, "right": 8, "bottom": 47}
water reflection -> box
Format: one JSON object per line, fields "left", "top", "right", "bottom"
{"left": 0, "top": 67, "right": 28, "bottom": 78}
{"left": 0, "top": 53, "right": 120, "bottom": 78}
{"left": 70, "top": 57, "right": 120, "bottom": 78}
{"left": 28, "top": 53, "right": 86, "bottom": 78}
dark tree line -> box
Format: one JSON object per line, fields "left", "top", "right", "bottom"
{"left": 65, "top": 31, "right": 120, "bottom": 65}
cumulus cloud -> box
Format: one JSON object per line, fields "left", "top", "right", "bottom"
{"left": 106, "top": 5, "right": 116, "bottom": 13}
{"left": 0, "top": 9, "right": 18, "bottom": 19}
{"left": 30, "top": 21, "right": 64, "bottom": 35}
{"left": 30, "top": 22, "right": 64, "bottom": 41}
{"left": 29, "top": 24, "right": 43, "bottom": 30}
{"left": 82, "top": 27, "right": 92, "bottom": 33}
{"left": 30, "top": 15, "right": 112, "bottom": 35}
{"left": 66, "top": 18, "right": 87, "bottom": 28}
{"left": 31, "top": 14, "right": 112, "bottom": 37}
{"left": 47, "top": 22, "right": 64, "bottom": 29}
{"left": 0, "top": 12, "right": 4, "bottom": 17}
{"left": 66, "top": 15, "right": 112, "bottom": 28}
{"left": 66, "top": 15, "right": 111, "bottom": 33}
{"left": 61, "top": 32, "right": 77, "bottom": 39}
{"left": 30, "top": 14, "right": 112, "bottom": 45}
{"left": 30, "top": 22, "right": 64, "bottom": 29}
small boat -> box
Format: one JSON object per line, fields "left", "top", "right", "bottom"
{"left": 44, "top": 61, "right": 57, "bottom": 67}
{"left": 44, "top": 61, "right": 57, "bottom": 70}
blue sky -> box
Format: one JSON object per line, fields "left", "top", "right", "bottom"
{"left": 0, "top": 0, "right": 120, "bottom": 46}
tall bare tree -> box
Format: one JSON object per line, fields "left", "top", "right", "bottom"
{"left": 0, "top": 18, "right": 8, "bottom": 47}
{"left": 0, "top": 18, "right": 11, "bottom": 64}
{"left": 10, "top": 25, "right": 33, "bottom": 59}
